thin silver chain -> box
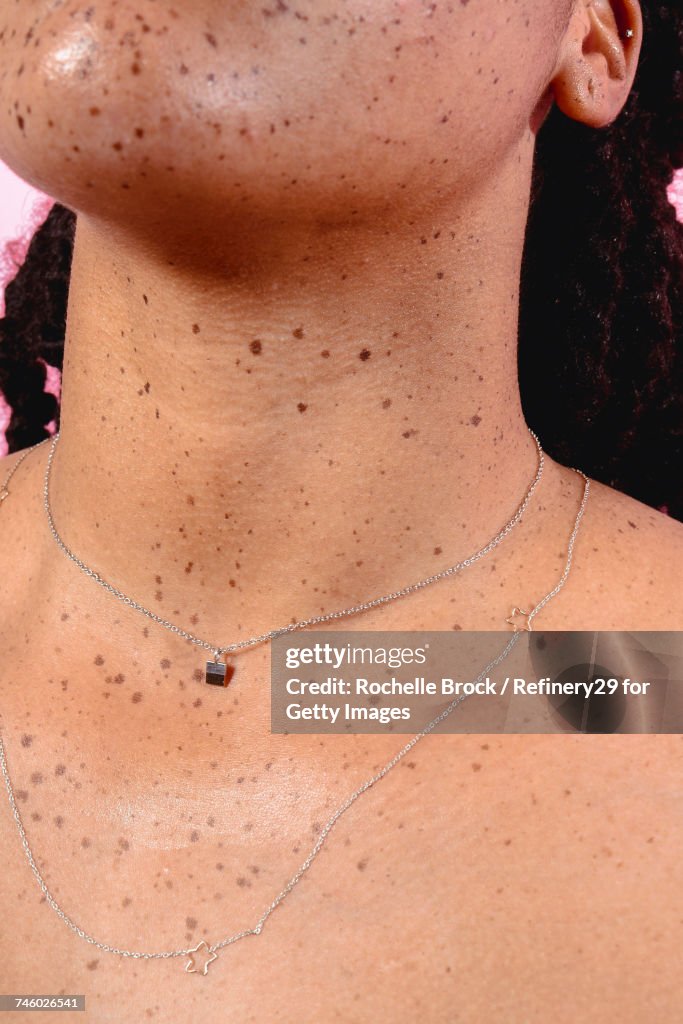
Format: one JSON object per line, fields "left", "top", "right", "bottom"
{"left": 24, "top": 428, "right": 546, "bottom": 660}
{"left": 0, "top": 432, "right": 590, "bottom": 966}
{"left": 0, "top": 631, "right": 522, "bottom": 962}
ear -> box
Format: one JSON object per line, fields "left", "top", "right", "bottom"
{"left": 550, "top": 0, "right": 642, "bottom": 128}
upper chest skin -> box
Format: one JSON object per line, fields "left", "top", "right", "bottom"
{"left": 1, "top": 680, "right": 682, "bottom": 1024}
{"left": 2, "top": 453, "right": 683, "bottom": 1021}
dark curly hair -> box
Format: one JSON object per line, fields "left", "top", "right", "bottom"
{"left": 1, "top": 4, "right": 682, "bottom": 519}
{"left": 0, "top": 201, "right": 75, "bottom": 453}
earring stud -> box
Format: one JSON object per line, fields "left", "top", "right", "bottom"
{"left": 624, "top": 28, "right": 634, "bottom": 38}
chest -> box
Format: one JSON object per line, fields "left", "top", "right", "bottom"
{"left": 1, "top": 728, "right": 682, "bottom": 1022}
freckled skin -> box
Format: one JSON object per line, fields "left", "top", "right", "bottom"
{"left": 0, "top": 0, "right": 581, "bottom": 248}
{"left": 1, "top": 2, "right": 683, "bottom": 1020}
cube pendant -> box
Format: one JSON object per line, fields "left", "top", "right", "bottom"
{"left": 205, "top": 657, "right": 235, "bottom": 687}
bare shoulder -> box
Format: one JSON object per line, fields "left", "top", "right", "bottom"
{"left": 0, "top": 448, "right": 28, "bottom": 536}
{"left": 0, "top": 447, "right": 25, "bottom": 479}
{"left": 0, "top": 445, "right": 37, "bottom": 492}
{"left": 572, "top": 475, "right": 683, "bottom": 628}
{"left": 0, "top": 444, "right": 47, "bottom": 604}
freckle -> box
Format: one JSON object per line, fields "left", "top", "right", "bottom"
{"left": 249, "top": 339, "right": 262, "bottom": 354}
{"left": 359, "top": 349, "right": 371, "bottom": 361}
{"left": 87, "top": 959, "right": 99, "bottom": 970}
{"left": 504, "top": 838, "right": 512, "bottom": 845}
{"left": 31, "top": 812, "right": 41, "bottom": 821}
{"left": 192, "top": 324, "right": 200, "bottom": 334}
{"left": 190, "top": 830, "right": 200, "bottom": 842}
{"left": 30, "top": 771, "right": 44, "bottom": 785}
{"left": 470, "top": 414, "right": 482, "bottom": 427}
{"left": 297, "top": 402, "right": 307, "bottom": 413}
{"left": 236, "top": 876, "right": 250, "bottom": 888}
{"left": 193, "top": 668, "right": 203, "bottom": 682}
{"left": 21, "top": 734, "right": 33, "bottom": 748}
{"left": 186, "top": 495, "right": 195, "bottom": 506}
{"left": 381, "top": 398, "right": 391, "bottom": 409}
{"left": 471, "top": 763, "right": 482, "bottom": 771}
{"left": 94, "top": 654, "right": 105, "bottom": 666}
{"left": 61, "top": 612, "right": 69, "bottom": 621}
{"left": 55, "top": 764, "right": 66, "bottom": 776}
{"left": 436, "top": 271, "right": 444, "bottom": 279}
{"left": 179, "top": 63, "right": 189, "bottom": 74}
{"left": 205, "top": 32, "right": 218, "bottom": 47}
{"left": 357, "top": 858, "right": 368, "bottom": 871}
{"left": 320, "top": 349, "right": 330, "bottom": 358}
{"left": 81, "top": 836, "right": 91, "bottom": 848}
{"left": 292, "top": 326, "right": 305, "bottom": 338}
{"left": 54, "top": 816, "right": 64, "bottom": 828}
{"left": 16, "top": 114, "right": 25, "bottom": 131}
{"left": 122, "top": 896, "right": 133, "bottom": 907}
{"left": 434, "top": 546, "right": 442, "bottom": 555}
{"left": 89, "top": 106, "right": 101, "bottom": 116}
{"left": 112, "top": 141, "right": 123, "bottom": 151}
{"left": 193, "top": 698, "right": 202, "bottom": 708}
{"left": 131, "top": 692, "right": 143, "bottom": 703}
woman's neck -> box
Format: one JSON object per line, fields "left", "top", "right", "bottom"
{"left": 52, "top": 144, "right": 538, "bottom": 640}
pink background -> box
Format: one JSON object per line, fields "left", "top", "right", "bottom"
{"left": 1, "top": 159, "right": 683, "bottom": 457}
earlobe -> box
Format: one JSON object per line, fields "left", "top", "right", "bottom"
{"left": 550, "top": 0, "right": 642, "bottom": 129}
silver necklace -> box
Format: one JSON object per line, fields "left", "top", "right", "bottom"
{"left": 4, "top": 428, "right": 547, "bottom": 686}
{"left": 0, "top": 433, "right": 590, "bottom": 975}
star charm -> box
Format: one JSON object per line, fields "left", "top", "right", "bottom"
{"left": 185, "top": 940, "right": 218, "bottom": 976}
{"left": 505, "top": 606, "right": 533, "bottom": 632}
